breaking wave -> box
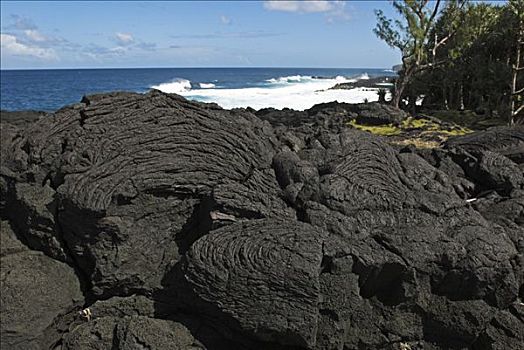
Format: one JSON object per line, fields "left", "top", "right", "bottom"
{"left": 199, "top": 82, "right": 216, "bottom": 88}
{"left": 151, "top": 73, "right": 382, "bottom": 110}
{"left": 150, "top": 78, "right": 192, "bottom": 93}
{"left": 266, "top": 75, "right": 315, "bottom": 84}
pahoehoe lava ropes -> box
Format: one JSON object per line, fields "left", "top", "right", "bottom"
{"left": 1, "top": 90, "right": 523, "bottom": 349}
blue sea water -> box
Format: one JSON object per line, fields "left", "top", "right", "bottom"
{"left": 0, "top": 67, "right": 395, "bottom": 111}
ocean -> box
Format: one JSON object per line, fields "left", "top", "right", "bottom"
{"left": 0, "top": 67, "right": 395, "bottom": 112}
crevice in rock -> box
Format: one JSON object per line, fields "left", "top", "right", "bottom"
{"left": 176, "top": 197, "right": 216, "bottom": 255}
{"left": 21, "top": 140, "right": 31, "bottom": 155}
{"left": 143, "top": 188, "right": 201, "bottom": 200}
{"left": 61, "top": 138, "right": 69, "bottom": 154}
{"left": 294, "top": 204, "right": 309, "bottom": 223}
{"left": 319, "top": 308, "right": 339, "bottom": 321}
{"left": 352, "top": 255, "right": 409, "bottom": 307}
{"left": 53, "top": 198, "right": 96, "bottom": 306}
{"left": 320, "top": 256, "right": 333, "bottom": 274}
{"left": 79, "top": 109, "right": 87, "bottom": 127}
{"left": 43, "top": 170, "right": 66, "bottom": 190}
{"left": 111, "top": 324, "right": 120, "bottom": 350}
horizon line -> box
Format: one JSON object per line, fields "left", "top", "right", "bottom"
{"left": 1, "top": 66, "right": 396, "bottom": 71}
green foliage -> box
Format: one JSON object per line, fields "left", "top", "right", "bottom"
{"left": 374, "top": 1, "right": 464, "bottom": 107}
{"left": 393, "top": 0, "right": 524, "bottom": 123}
{"left": 374, "top": 1, "right": 441, "bottom": 62}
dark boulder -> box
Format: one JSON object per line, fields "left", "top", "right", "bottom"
{"left": 2, "top": 181, "right": 69, "bottom": 261}
{"left": 453, "top": 150, "right": 524, "bottom": 195}
{"left": 0, "top": 221, "right": 83, "bottom": 349}
{"left": 184, "top": 219, "right": 327, "bottom": 348}
{"left": 445, "top": 125, "right": 524, "bottom": 163}
{"left": 306, "top": 101, "right": 408, "bottom": 126}
{"left": 256, "top": 107, "right": 309, "bottom": 127}
{"left": 63, "top": 316, "right": 203, "bottom": 350}
{"left": 351, "top": 103, "right": 409, "bottom": 126}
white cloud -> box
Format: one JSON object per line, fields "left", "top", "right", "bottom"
{"left": 263, "top": 1, "right": 350, "bottom": 21}
{"left": 24, "top": 29, "right": 48, "bottom": 42}
{"left": 0, "top": 33, "right": 57, "bottom": 59}
{"left": 115, "top": 32, "right": 134, "bottom": 44}
{"left": 264, "top": 0, "right": 333, "bottom": 13}
{"left": 220, "top": 15, "right": 232, "bottom": 25}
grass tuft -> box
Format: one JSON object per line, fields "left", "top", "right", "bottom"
{"left": 391, "top": 138, "right": 441, "bottom": 149}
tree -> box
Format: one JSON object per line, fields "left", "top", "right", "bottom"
{"left": 509, "top": 0, "right": 524, "bottom": 124}
{"left": 374, "top": 0, "right": 464, "bottom": 108}
{"left": 428, "top": 2, "right": 501, "bottom": 112}
{"left": 383, "top": 0, "right": 523, "bottom": 124}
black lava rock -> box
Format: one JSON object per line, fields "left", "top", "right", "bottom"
{"left": 1, "top": 91, "right": 522, "bottom": 350}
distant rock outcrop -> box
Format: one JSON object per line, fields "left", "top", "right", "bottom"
{"left": 1, "top": 90, "right": 523, "bottom": 349}
{"left": 0, "top": 110, "right": 47, "bottom": 128}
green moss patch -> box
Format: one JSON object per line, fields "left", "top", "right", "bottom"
{"left": 348, "top": 120, "right": 401, "bottom": 136}
{"left": 348, "top": 115, "right": 473, "bottom": 148}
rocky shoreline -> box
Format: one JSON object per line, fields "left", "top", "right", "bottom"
{"left": 1, "top": 90, "right": 523, "bottom": 349}
{"left": 329, "top": 75, "right": 394, "bottom": 90}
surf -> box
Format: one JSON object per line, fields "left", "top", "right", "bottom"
{"left": 151, "top": 73, "right": 384, "bottom": 110}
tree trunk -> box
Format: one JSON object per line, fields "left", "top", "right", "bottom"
{"left": 442, "top": 86, "right": 449, "bottom": 110}
{"left": 392, "top": 75, "right": 407, "bottom": 108}
{"left": 510, "top": 21, "right": 523, "bottom": 125}
{"left": 459, "top": 82, "right": 465, "bottom": 110}
{"left": 392, "top": 66, "right": 415, "bottom": 109}
{"left": 408, "top": 94, "right": 417, "bottom": 115}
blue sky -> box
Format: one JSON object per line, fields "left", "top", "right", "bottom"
{"left": 0, "top": 1, "right": 495, "bottom": 69}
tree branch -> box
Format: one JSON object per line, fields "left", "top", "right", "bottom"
{"left": 513, "top": 87, "right": 524, "bottom": 95}
{"left": 423, "top": 0, "right": 441, "bottom": 39}
{"left": 513, "top": 103, "right": 524, "bottom": 116}
{"left": 417, "top": 60, "right": 447, "bottom": 72}
{"left": 432, "top": 31, "right": 454, "bottom": 60}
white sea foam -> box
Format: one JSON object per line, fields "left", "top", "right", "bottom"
{"left": 266, "top": 75, "right": 315, "bottom": 84}
{"left": 150, "top": 78, "right": 192, "bottom": 93}
{"left": 199, "top": 82, "right": 216, "bottom": 89}
{"left": 152, "top": 73, "right": 384, "bottom": 110}
{"left": 346, "top": 73, "right": 370, "bottom": 83}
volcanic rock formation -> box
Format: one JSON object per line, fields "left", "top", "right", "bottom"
{"left": 1, "top": 90, "right": 523, "bottom": 349}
